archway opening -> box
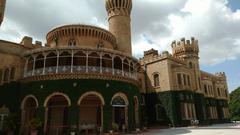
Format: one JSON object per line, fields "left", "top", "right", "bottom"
{"left": 22, "top": 97, "right": 37, "bottom": 135}
{"left": 79, "top": 94, "right": 103, "bottom": 133}
{"left": 112, "top": 96, "right": 128, "bottom": 132}
{"left": 46, "top": 95, "right": 69, "bottom": 135}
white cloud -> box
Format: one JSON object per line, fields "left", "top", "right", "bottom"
{"left": 0, "top": 0, "right": 240, "bottom": 66}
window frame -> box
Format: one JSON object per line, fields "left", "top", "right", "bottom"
{"left": 0, "top": 113, "right": 8, "bottom": 130}
{"left": 153, "top": 73, "right": 160, "bottom": 87}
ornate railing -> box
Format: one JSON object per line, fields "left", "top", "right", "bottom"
{"left": 23, "top": 47, "right": 139, "bottom": 81}
{"left": 24, "top": 66, "right": 137, "bottom": 80}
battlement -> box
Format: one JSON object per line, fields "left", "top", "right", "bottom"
{"left": 105, "top": 0, "right": 132, "bottom": 14}
{"left": 20, "top": 36, "right": 43, "bottom": 48}
{"left": 171, "top": 37, "right": 199, "bottom": 57}
{"left": 215, "top": 72, "right": 226, "bottom": 78}
{"left": 143, "top": 48, "right": 158, "bottom": 58}
{"left": 140, "top": 49, "right": 186, "bottom": 65}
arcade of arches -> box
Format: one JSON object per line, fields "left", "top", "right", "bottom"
{"left": 20, "top": 92, "right": 140, "bottom": 135}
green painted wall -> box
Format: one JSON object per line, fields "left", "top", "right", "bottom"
{"left": 144, "top": 91, "right": 219, "bottom": 127}
{"left": 0, "top": 79, "right": 142, "bottom": 134}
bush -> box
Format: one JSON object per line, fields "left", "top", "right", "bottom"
{"left": 25, "top": 118, "right": 42, "bottom": 130}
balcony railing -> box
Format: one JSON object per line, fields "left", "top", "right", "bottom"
{"left": 23, "top": 48, "right": 139, "bottom": 81}
{"left": 24, "top": 66, "right": 137, "bottom": 80}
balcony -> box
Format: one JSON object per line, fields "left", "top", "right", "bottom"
{"left": 23, "top": 47, "right": 138, "bottom": 82}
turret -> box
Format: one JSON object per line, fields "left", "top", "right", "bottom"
{"left": 171, "top": 37, "right": 199, "bottom": 58}
{"left": 171, "top": 37, "right": 202, "bottom": 92}
{"left": 105, "top": 0, "right": 132, "bottom": 55}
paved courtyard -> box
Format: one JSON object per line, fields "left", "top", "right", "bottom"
{"left": 133, "top": 123, "right": 240, "bottom": 135}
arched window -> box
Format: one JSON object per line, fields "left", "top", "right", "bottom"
{"left": 0, "top": 105, "right": 9, "bottom": 130}
{"left": 68, "top": 39, "right": 76, "bottom": 47}
{"left": 153, "top": 73, "right": 160, "bottom": 87}
{"left": 102, "top": 54, "right": 112, "bottom": 69}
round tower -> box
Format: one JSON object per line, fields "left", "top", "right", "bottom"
{"left": 171, "top": 37, "right": 202, "bottom": 92}
{"left": 105, "top": 0, "right": 132, "bottom": 55}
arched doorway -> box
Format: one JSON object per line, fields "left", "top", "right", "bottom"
{"left": 21, "top": 96, "right": 38, "bottom": 135}
{"left": 78, "top": 93, "right": 104, "bottom": 133}
{"left": 111, "top": 94, "right": 129, "bottom": 132}
{"left": 45, "top": 95, "right": 69, "bottom": 135}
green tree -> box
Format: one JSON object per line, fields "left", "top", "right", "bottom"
{"left": 229, "top": 87, "right": 240, "bottom": 121}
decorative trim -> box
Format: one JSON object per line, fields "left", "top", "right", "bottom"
{"left": 111, "top": 92, "right": 129, "bottom": 106}
{"left": 21, "top": 95, "right": 39, "bottom": 109}
{"left": 20, "top": 73, "right": 139, "bottom": 86}
{"left": 43, "top": 92, "right": 71, "bottom": 107}
{"left": 78, "top": 91, "right": 105, "bottom": 105}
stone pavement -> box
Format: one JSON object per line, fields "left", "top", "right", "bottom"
{"left": 127, "top": 123, "right": 240, "bottom": 135}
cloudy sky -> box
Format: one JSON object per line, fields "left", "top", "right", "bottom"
{"left": 0, "top": 0, "right": 240, "bottom": 92}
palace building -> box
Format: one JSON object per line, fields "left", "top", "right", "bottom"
{"left": 0, "top": 0, "right": 230, "bottom": 135}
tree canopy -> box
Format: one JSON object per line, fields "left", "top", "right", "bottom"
{"left": 229, "top": 87, "right": 240, "bottom": 121}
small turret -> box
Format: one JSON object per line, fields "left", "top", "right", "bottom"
{"left": 215, "top": 72, "right": 226, "bottom": 80}
{"left": 143, "top": 48, "right": 158, "bottom": 58}
{"left": 20, "top": 36, "right": 33, "bottom": 48}
{"left": 172, "top": 37, "right": 202, "bottom": 92}
{"left": 171, "top": 37, "right": 199, "bottom": 58}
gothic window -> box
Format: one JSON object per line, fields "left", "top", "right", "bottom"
{"left": 153, "top": 73, "right": 160, "bottom": 87}
{"left": 177, "top": 73, "right": 182, "bottom": 85}
{"left": 225, "top": 90, "right": 228, "bottom": 97}
{"left": 181, "top": 103, "right": 186, "bottom": 120}
{"left": 204, "top": 84, "right": 207, "bottom": 94}
{"left": 183, "top": 74, "right": 187, "bottom": 85}
{"left": 68, "top": 39, "right": 76, "bottom": 47}
{"left": 187, "top": 75, "right": 190, "bottom": 86}
{"left": 10, "top": 67, "right": 15, "bottom": 80}
{"left": 3, "top": 68, "right": 9, "bottom": 82}
{"left": 217, "top": 88, "right": 220, "bottom": 96}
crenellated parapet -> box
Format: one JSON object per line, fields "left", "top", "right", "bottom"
{"left": 171, "top": 37, "right": 199, "bottom": 58}
{"left": 140, "top": 49, "right": 186, "bottom": 65}
{"left": 105, "top": 0, "right": 132, "bottom": 18}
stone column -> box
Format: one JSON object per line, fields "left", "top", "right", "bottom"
{"left": 56, "top": 51, "right": 59, "bottom": 73}
{"left": 43, "top": 54, "right": 46, "bottom": 75}
{"left": 32, "top": 56, "right": 36, "bottom": 75}
{"left": 121, "top": 58, "right": 124, "bottom": 76}
{"left": 71, "top": 50, "right": 74, "bottom": 73}
{"left": 112, "top": 55, "right": 115, "bottom": 75}
{"left": 86, "top": 52, "right": 89, "bottom": 73}
{"left": 100, "top": 53, "right": 103, "bottom": 73}
{"left": 24, "top": 58, "right": 28, "bottom": 77}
